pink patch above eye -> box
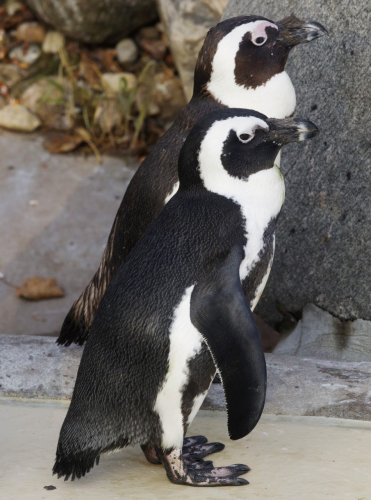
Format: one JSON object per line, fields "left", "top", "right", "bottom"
{"left": 252, "top": 21, "right": 277, "bottom": 40}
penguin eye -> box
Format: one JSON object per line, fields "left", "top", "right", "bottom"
{"left": 252, "top": 35, "right": 267, "bottom": 46}
{"left": 238, "top": 133, "right": 253, "bottom": 143}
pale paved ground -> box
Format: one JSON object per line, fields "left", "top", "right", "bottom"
{"left": 1, "top": 399, "right": 370, "bottom": 500}
{"left": 0, "top": 130, "right": 136, "bottom": 336}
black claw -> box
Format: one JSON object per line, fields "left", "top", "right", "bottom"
{"left": 236, "top": 478, "right": 249, "bottom": 486}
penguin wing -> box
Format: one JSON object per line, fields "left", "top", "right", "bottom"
{"left": 190, "top": 245, "right": 267, "bottom": 440}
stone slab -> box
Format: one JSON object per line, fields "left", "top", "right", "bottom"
{"left": 0, "top": 131, "right": 136, "bottom": 336}
{"left": 274, "top": 304, "right": 371, "bottom": 361}
{"left": 1, "top": 335, "right": 370, "bottom": 420}
{"left": 224, "top": 0, "right": 371, "bottom": 322}
{"left": 1, "top": 400, "right": 371, "bottom": 499}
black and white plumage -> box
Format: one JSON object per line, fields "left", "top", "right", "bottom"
{"left": 53, "top": 109, "right": 318, "bottom": 486}
{"left": 58, "top": 14, "right": 327, "bottom": 346}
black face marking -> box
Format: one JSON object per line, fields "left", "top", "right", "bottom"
{"left": 193, "top": 15, "right": 272, "bottom": 96}
{"left": 177, "top": 108, "right": 277, "bottom": 188}
{"left": 220, "top": 128, "right": 280, "bottom": 179}
{"left": 234, "top": 27, "right": 289, "bottom": 89}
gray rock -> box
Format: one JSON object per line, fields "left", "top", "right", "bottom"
{"left": 204, "top": 353, "right": 371, "bottom": 420}
{"left": 274, "top": 304, "right": 371, "bottom": 361}
{"left": 26, "top": 0, "right": 158, "bottom": 44}
{"left": 1, "top": 335, "right": 370, "bottom": 420}
{"left": 116, "top": 38, "right": 139, "bottom": 65}
{"left": 157, "top": 0, "right": 228, "bottom": 99}
{"left": 224, "top": 0, "right": 371, "bottom": 322}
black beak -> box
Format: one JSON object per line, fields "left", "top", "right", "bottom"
{"left": 267, "top": 117, "right": 319, "bottom": 145}
{"left": 276, "top": 14, "right": 328, "bottom": 47}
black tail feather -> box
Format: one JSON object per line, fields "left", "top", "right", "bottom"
{"left": 57, "top": 309, "right": 89, "bottom": 347}
{"left": 53, "top": 450, "right": 101, "bottom": 481}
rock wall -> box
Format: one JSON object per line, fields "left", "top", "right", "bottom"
{"left": 157, "top": 0, "right": 228, "bottom": 99}
{"left": 224, "top": 0, "right": 371, "bottom": 322}
{"left": 26, "top": 0, "right": 158, "bottom": 43}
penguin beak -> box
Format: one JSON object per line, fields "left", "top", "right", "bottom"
{"left": 276, "top": 14, "right": 328, "bottom": 47}
{"left": 266, "top": 117, "right": 319, "bottom": 145}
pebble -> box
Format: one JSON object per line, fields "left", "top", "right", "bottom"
{"left": 0, "top": 104, "right": 41, "bottom": 132}
{"left": 9, "top": 44, "right": 41, "bottom": 65}
{"left": 0, "top": 64, "right": 25, "bottom": 87}
{"left": 115, "top": 38, "right": 139, "bottom": 65}
{"left": 5, "top": 0, "right": 22, "bottom": 16}
{"left": 42, "top": 31, "right": 65, "bottom": 54}
{"left": 15, "top": 22, "right": 46, "bottom": 44}
{"left": 101, "top": 72, "right": 137, "bottom": 94}
{"left": 21, "top": 77, "right": 75, "bottom": 131}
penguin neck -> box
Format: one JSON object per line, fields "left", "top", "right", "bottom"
{"left": 197, "top": 120, "right": 285, "bottom": 232}
{"left": 204, "top": 71, "right": 296, "bottom": 119}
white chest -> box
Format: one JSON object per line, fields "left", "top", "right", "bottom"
{"left": 237, "top": 166, "right": 285, "bottom": 282}
{"left": 208, "top": 71, "right": 296, "bottom": 120}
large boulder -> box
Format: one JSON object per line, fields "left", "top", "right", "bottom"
{"left": 157, "top": 0, "right": 228, "bottom": 99}
{"left": 224, "top": 0, "right": 371, "bottom": 322}
{"left": 26, "top": 0, "right": 158, "bottom": 44}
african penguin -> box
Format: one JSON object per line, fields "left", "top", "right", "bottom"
{"left": 58, "top": 14, "right": 327, "bottom": 347}
{"left": 53, "top": 108, "right": 318, "bottom": 486}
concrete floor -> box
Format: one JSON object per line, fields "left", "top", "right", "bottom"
{"left": 0, "top": 130, "right": 136, "bottom": 336}
{"left": 1, "top": 399, "right": 370, "bottom": 500}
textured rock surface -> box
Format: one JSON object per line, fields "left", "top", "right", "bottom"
{"left": 0, "top": 131, "right": 135, "bottom": 335}
{"left": 224, "top": 0, "right": 371, "bottom": 321}
{"left": 1, "top": 335, "right": 370, "bottom": 420}
{"left": 274, "top": 304, "right": 371, "bottom": 361}
{"left": 204, "top": 354, "right": 371, "bottom": 420}
{"left": 157, "top": 0, "right": 228, "bottom": 99}
{"left": 26, "top": 0, "right": 158, "bottom": 44}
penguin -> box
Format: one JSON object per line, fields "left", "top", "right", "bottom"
{"left": 58, "top": 14, "right": 327, "bottom": 347}
{"left": 53, "top": 108, "right": 318, "bottom": 486}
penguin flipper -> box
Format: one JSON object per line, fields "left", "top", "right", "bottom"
{"left": 190, "top": 245, "right": 267, "bottom": 440}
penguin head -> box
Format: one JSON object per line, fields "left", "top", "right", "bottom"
{"left": 178, "top": 108, "right": 318, "bottom": 190}
{"left": 193, "top": 15, "right": 327, "bottom": 112}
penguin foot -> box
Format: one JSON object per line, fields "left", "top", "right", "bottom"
{"left": 141, "top": 435, "right": 225, "bottom": 466}
{"left": 157, "top": 447, "right": 250, "bottom": 487}
{"left": 183, "top": 435, "right": 225, "bottom": 460}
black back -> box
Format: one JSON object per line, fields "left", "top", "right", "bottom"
{"left": 54, "top": 188, "right": 246, "bottom": 479}
{"left": 57, "top": 14, "right": 284, "bottom": 346}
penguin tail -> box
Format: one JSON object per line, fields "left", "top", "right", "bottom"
{"left": 57, "top": 305, "right": 89, "bottom": 347}
{"left": 57, "top": 246, "right": 116, "bottom": 346}
{"left": 53, "top": 449, "right": 101, "bottom": 481}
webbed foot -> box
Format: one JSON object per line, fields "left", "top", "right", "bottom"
{"left": 141, "top": 434, "right": 225, "bottom": 466}
{"left": 157, "top": 445, "right": 250, "bottom": 487}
